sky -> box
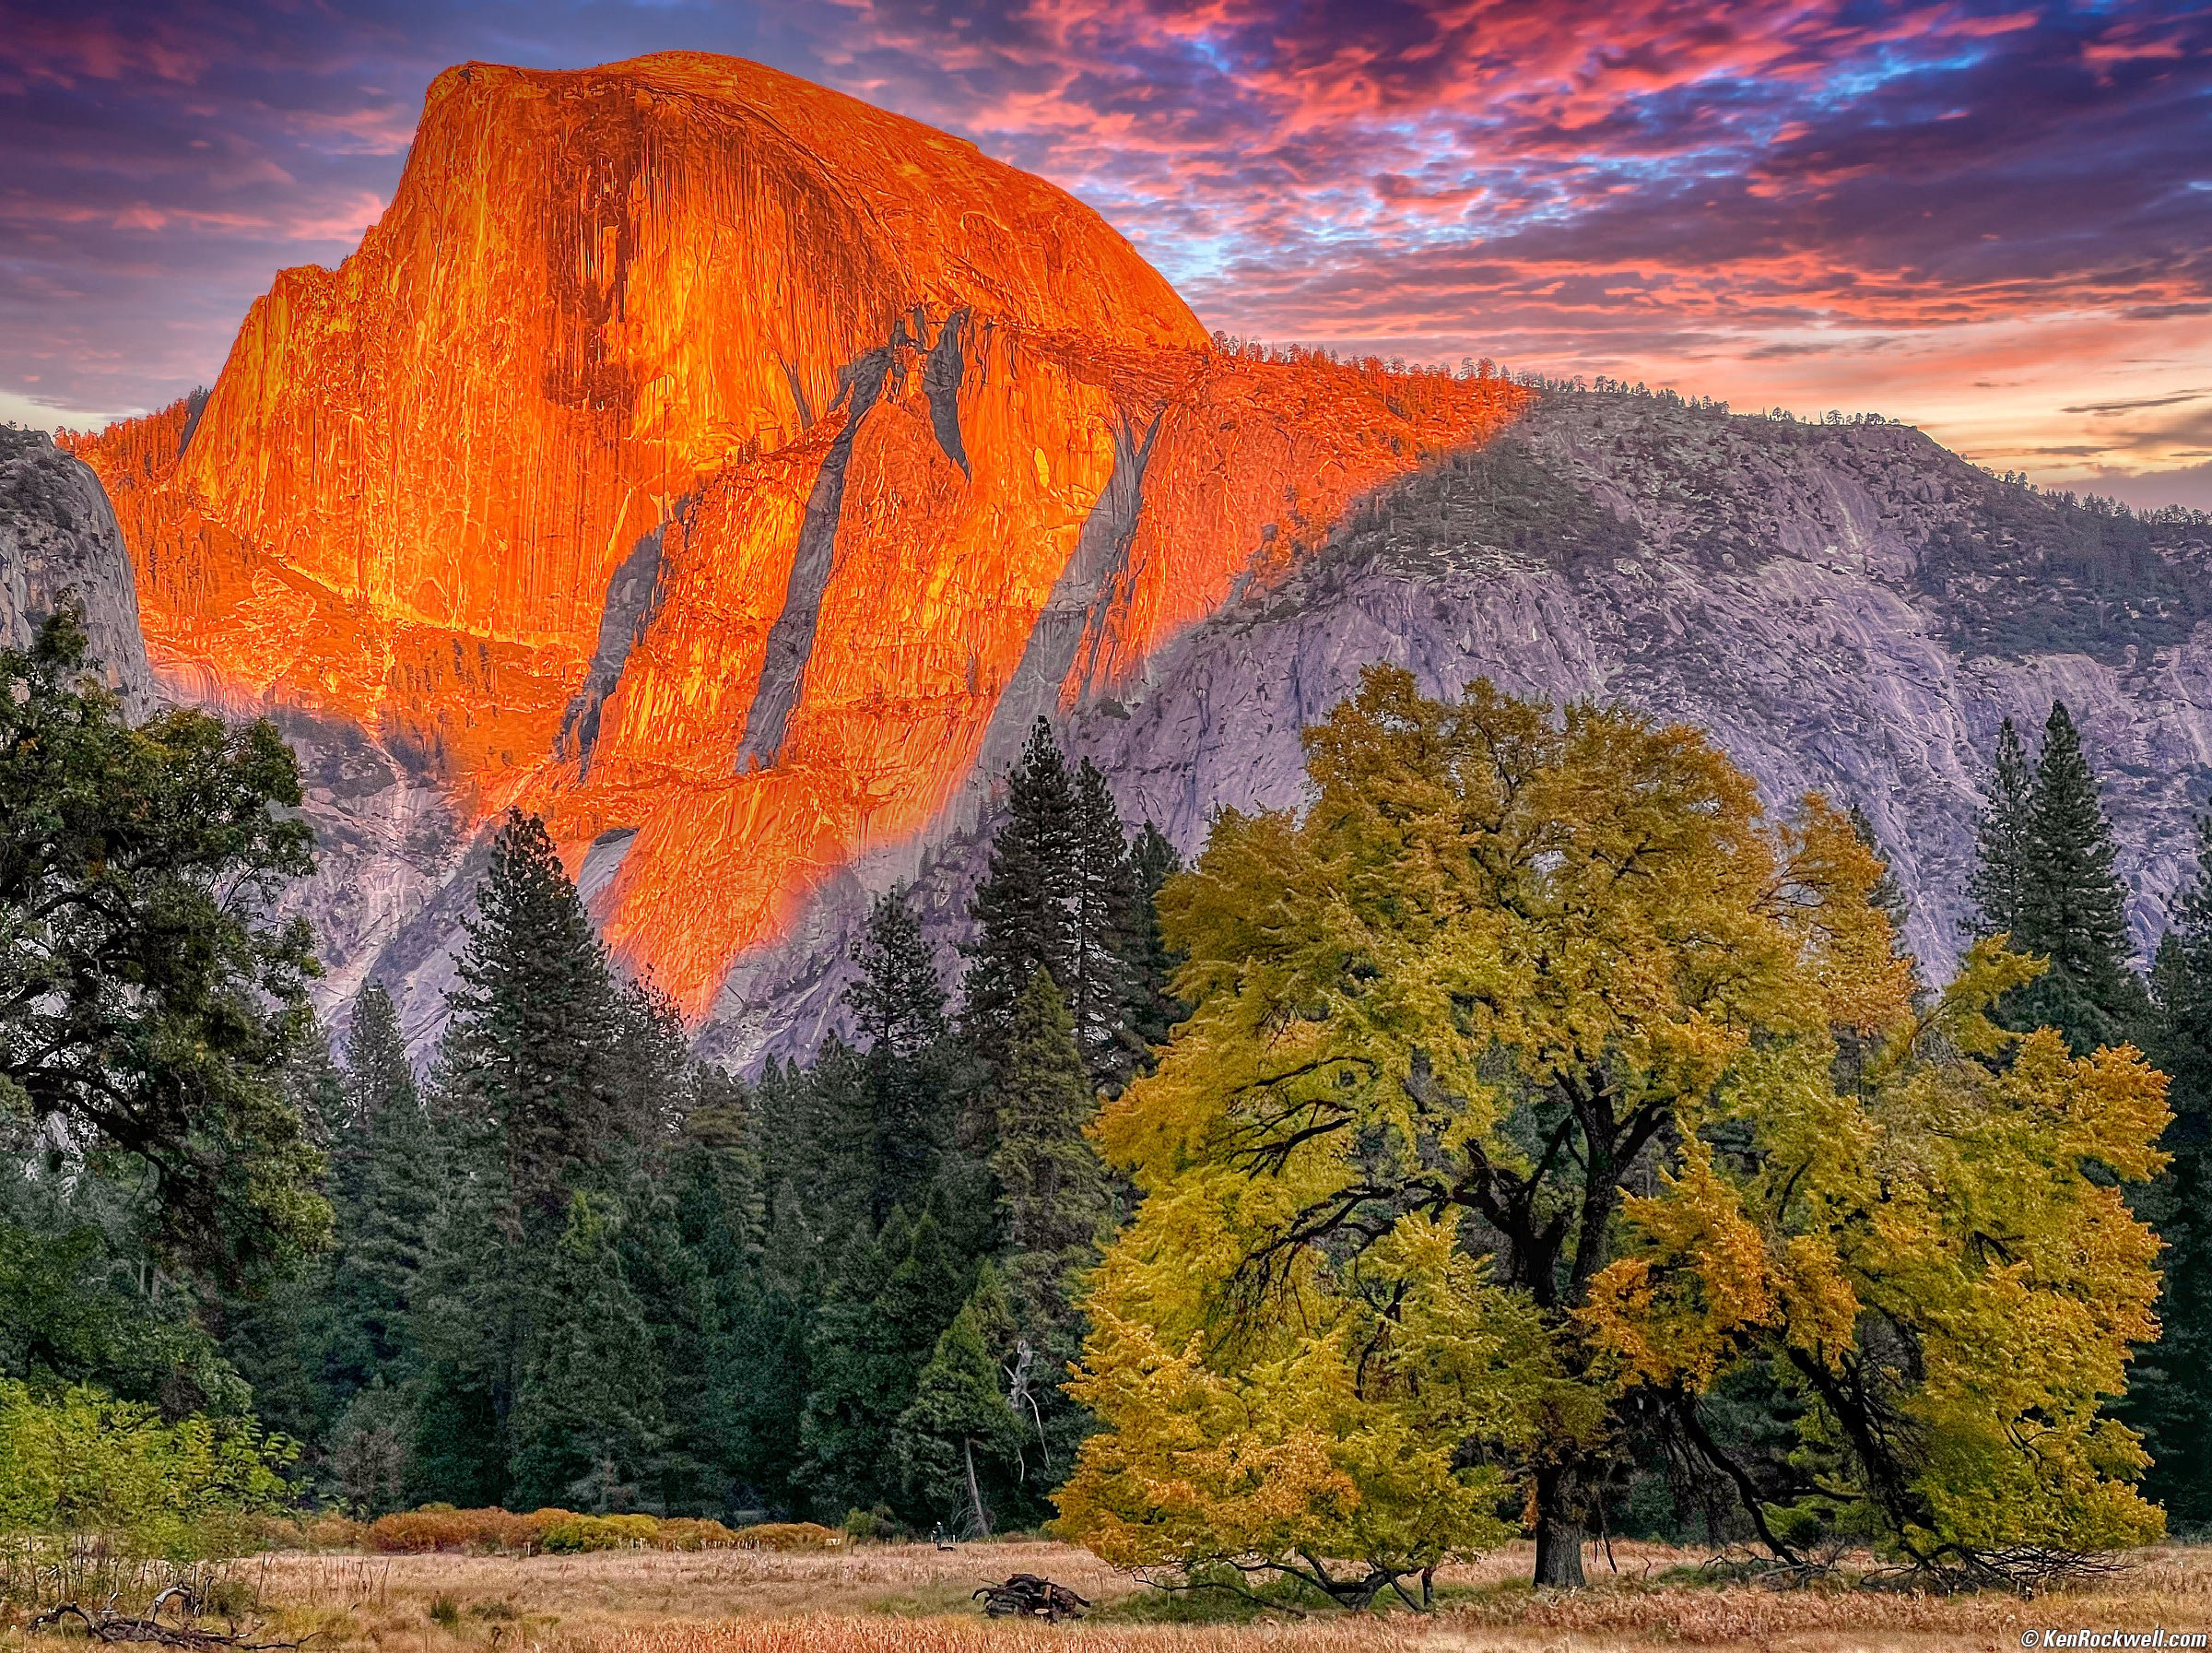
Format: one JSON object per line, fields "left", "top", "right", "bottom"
{"left": 2, "top": 0, "right": 2209, "bottom": 506}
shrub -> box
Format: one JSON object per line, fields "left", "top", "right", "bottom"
{"left": 0, "top": 1381, "right": 295, "bottom": 1609}
{"left": 731, "top": 1522, "right": 842, "bottom": 1552}
{"left": 365, "top": 1506, "right": 571, "bottom": 1554}
{"left": 540, "top": 1514, "right": 659, "bottom": 1553}
{"left": 653, "top": 1518, "right": 736, "bottom": 1552}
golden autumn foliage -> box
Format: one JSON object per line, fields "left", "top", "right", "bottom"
{"left": 1582, "top": 938, "right": 2170, "bottom": 1566}
{"left": 1057, "top": 668, "right": 2168, "bottom": 1596}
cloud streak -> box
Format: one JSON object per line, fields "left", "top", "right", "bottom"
{"left": 0, "top": 0, "right": 2206, "bottom": 500}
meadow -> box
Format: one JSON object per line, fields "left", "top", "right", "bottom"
{"left": 76, "top": 1539, "right": 2204, "bottom": 1653}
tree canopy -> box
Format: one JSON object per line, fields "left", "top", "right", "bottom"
{"left": 1059, "top": 668, "right": 2168, "bottom": 1593}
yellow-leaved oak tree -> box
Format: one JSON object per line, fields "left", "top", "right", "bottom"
{"left": 1054, "top": 667, "right": 2168, "bottom": 1598}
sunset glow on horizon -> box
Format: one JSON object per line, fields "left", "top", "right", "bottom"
{"left": 3, "top": 0, "right": 2208, "bottom": 506}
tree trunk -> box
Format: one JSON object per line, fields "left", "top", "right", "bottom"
{"left": 1532, "top": 1463, "right": 1587, "bottom": 1588}
{"left": 963, "top": 1435, "right": 992, "bottom": 1540}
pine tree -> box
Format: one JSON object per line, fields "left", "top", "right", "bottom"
{"left": 794, "top": 1220, "right": 900, "bottom": 1517}
{"left": 850, "top": 891, "right": 948, "bottom": 1057}
{"left": 406, "top": 811, "right": 635, "bottom": 1505}
{"left": 892, "top": 1267, "right": 1023, "bottom": 1537}
{"left": 987, "top": 970, "right": 1110, "bottom": 1492}
{"left": 990, "top": 972, "right": 1110, "bottom": 1279}
{"left": 1067, "top": 761, "right": 1137, "bottom": 1092}
{"left": 615, "top": 1166, "right": 720, "bottom": 1512}
{"left": 2131, "top": 822, "right": 2212, "bottom": 1526}
{"left": 962, "top": 719, "right": 1079, "bottom": 1084}
{"left": 1120, "top": 821, "right": 1188, "bottom": 1060}
{"left": 1968, "top": 716, "right": 2034, "bottom": 939}
{"left": 325, "top": 985, "right": 432, "bottom": 1398}
{"left": 404, "top": 1089, "right": 515, "bottom": 1506}
{"left": 2011, "top": 702, "right": 2145, "bottom": 1052}
{"left": 796, "top": 1209, "right": 965, "bottom": 1520}
{"left": 442, "top": 810, "right": 630, "bottom": 1234}
{"left": 213, "top": 1023, "right": 347, "bottom": 1446}
{"left": 712, "top": 1181, "right": 816, "bottom": 1514}
{"left": 506, "top": 1192, "right": 666, "bottom": 1512}
{"left": 847, "top": 892, "right": 955, "bottom": 1225}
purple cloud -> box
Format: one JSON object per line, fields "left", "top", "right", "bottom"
{"left": 0, "top": 0, "right": 2206, "bottom": 501}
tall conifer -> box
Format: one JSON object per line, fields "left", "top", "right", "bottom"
{"left": 847, "top": 892, "right": 954, "bottom": 1225}
{"left": 962, "top": 719, "right": 1079, "bottom": 1081}
{"left": 406, "top": 811, "right": 633, "bottom": 1504}
{"left": 328, "top": 985, "right": 432, "bottom": 1391}
{"left": 1067, "top": 761, "right": 1137, "bottom": 1091}
{"left": 506, "top": 1192, "right": 666, "bottom": 1511}
{"left": 443, "top": 810, "right": 630, "bottom": 1230}
{"left": 1120, "top": 821, "right": 1188, "bottom": 1060}
{"left": 1969, "top": 716, "right": 2034, "bottom": 939}
{"left": 2011, "top": 702, "right": 2144, "bottom": 1051}
{"left": 2133, "top": 822, "right": 2212, "bottom": 1525}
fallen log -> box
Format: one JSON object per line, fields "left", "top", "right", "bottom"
{"left": 29, "top": 1603, "right": 307, "bottom": 1649}
{"left": 973, "top": 1574, "right": 1092, "bottom": 1623}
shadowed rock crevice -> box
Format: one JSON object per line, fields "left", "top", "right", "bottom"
{"left": 923, "top": 308, "right": 971, "bottom": 478}
{"left": 970, "top": 409, "right": 1160, "bottom": 787}
{"left": 734, "top": 343, "right": 896, "bottom": 770}
{"left": 559, "top": 515, "right": 677, "bottom": 777}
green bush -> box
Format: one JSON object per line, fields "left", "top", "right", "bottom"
{"left": 0, "top": 1380, "right": 295, "bottom": 1607}
{"left": 538, "top": 1513, "right": 658, "bottom": 1553}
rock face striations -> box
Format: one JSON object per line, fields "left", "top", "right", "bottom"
{"left": 65, "top": 52, "right": 1525, "bottom": 1030}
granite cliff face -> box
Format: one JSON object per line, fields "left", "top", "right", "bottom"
{"left": 52, "top": 55, "right": 2212, "bottom": 1062}
{"left": 65, "top": 52, "right": 1524, "bottom": 1037}
{"left": 0, "top": 426, "right": 151, "bottom": 714}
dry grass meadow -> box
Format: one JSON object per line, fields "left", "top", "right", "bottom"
{"left": 44, "top": 1537, "right": 2195, "bottom": 1653}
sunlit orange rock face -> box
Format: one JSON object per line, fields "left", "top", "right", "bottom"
{"left": 70, "top": 52, "right": 1526, "bottom": 1015}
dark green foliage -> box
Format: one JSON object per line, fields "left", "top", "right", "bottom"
{"left": 892, "top": 1266, "right": 1023, "bottom": 1535}
{"left": 2131, "top": 827, "right": 2212, "bottom": 1528}
{"left": 962, "top": 718, "right": 1080, "bottom": 1087}
{"left": 507, "top": 1193, "right": 666, "bottom": 1512}
{"left": 795, "top": 1210, "right": 965, "bottom": 1520}
{"left": 986, "top": 973, "right": 1111, "bottom": 1495}
{"left": 962, "top": 719, "right": 1166, "bottom": 1103}
{"left": 1965, "top": 703, "right": 2146, "bottom": 1054}
{"left": 1121, "top": 823, "right": 1188, "bottom": 1058}
{"left": 1068, "top": 762, "right": 1137, "bottom": 1091}
{"left": 442, "top": 810, "right": 635, "bottom": 1232}
{"left": 2010, "top": 703, "right": 2147, "bottom": 1052}
{"left": 0, "top": 607, "right": 327, "bottom": 1291}
{"left": 847, "top": 892, "right": 957, "bottom": 1226}
{"left": 1968, "top": 717, "right": 2034, "bottom": 940}
{"left": 342, "top": 988, "right": 433, "bottom": 1352}
{"left": 991, "top": 974, "right": 1109, "bottom": 1289}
